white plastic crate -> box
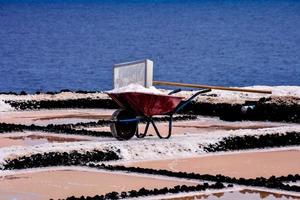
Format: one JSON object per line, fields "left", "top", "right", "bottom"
{"left": 113, "top": 59, "right": 153, "bottom": 89}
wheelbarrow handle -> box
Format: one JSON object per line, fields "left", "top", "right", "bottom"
{"left": 172, "top": 89, "right": 211, "bottom": 114}
{"left": 168, "top": 88, "right": 182, "bottom": 95}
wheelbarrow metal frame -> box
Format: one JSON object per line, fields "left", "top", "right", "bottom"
{"left": 109, "top": 88, "right": 211, "bottom": 139}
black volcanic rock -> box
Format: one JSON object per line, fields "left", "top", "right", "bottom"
{"left": 3, "top": 150, "right": 120, "bottom": 170}
{"left": 204, "top": 132, "right": 300, "bottom": 152}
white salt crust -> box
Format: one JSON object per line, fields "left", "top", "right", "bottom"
{"left": 107, "top": 83, "right": 163, "bottom": 94}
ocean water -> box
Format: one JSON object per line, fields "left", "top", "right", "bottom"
{"left": 0, "top": 0, "right": 300, "bottom": 92}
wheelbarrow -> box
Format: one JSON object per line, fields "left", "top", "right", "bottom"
{"left": 107, "top": 88, "right": 211, "bottom": 140}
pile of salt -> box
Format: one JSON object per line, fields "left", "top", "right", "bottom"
{"left": 107, "top": 83, "right": 163, "bottom": 94}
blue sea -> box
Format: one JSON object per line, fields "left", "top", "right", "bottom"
{"left": 0, "top": 0, "right": 300, "bottom": 92}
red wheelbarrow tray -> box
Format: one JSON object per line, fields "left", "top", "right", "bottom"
{"left": 107, "top": 92, "right": 184, "bottom": 117}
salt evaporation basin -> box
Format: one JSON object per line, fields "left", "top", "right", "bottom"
{"left": 162, "top": 189, "right": 300, "bottom": 200}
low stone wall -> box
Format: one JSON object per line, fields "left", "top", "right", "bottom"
{"left": 5, "top": 96, "right": 300, "bottom": 122}
{"left": 3, "top": 150, "right": 120, "bottom": 170}
{"left": 204, "top": 131, "right": 300, "bottom": 152}
{"left": 65, "top": 182, "right": 227, "bottom": 200}
{"left": 0, "top": 123, "right": 112, "bottom": 137}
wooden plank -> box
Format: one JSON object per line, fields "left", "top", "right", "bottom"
{"left": 153, "top": 81, "right": 272, "bottom": 94}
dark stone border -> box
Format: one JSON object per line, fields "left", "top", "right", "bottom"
{"left": 64, "top": 182, "right": 227, "bottom": 200}
{"left": 0, "top": 115, "right": 197, "bottom": 136}
{"left": 180, "top": 99, "right": 300, "bottom": 123}
{"left": 204, "top": 132, "right": 300, "bottom": 152}
{"left": 70, "top": 115, "right": 197, "bottom": 128}
{"left": 3, "top": 150, "right": 120, "bottom": 170}
{"left": 0, "top": 123, "right": 112, "bottom": 137}
{"left": 88, "top": 164, "right": 300, "bottom": 193}
{"left": 0, "top": 89, "right": 100, "bottom": 95}
{"left": 1, "top": 124, "right": 300, "bottom": 153}
{"left": 5, "top": 97, "right": 300, "bottom": 123}
{"left": 5, "top": 98, "right": 118, "bottom": 110}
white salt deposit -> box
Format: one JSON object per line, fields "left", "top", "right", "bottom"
{"left": 246, "top": 86, "right": 300, "bottom": 97}
{"left": 108, "top": 83, "right": 163, "bottom": 94}
{"left": 0, "top": 86, "right": 299, "bottom": 104}
{"left": 285, "top": 181, "right": 300, "bottom": 187}
{"left": 0, "top": 92, "right": 108, "bottom": 102}
{"left": 211, "top": 85, "right": 300, "bottom": 99}
{"left": 176, "top": 86, "right": 300, "bottom": 104}
{"left": 1, "top": 124, "right": 300, "bottom": 168}
{"left": 0, "top": 101, "right": 13, "bottom": 112}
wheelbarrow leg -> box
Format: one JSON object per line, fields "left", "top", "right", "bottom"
{"left": 168, "top": 115, "right": 173, "bottom": 138}
{"left": 151, "top": 117, "right": 172, "bottom": 139}
{"left": 136, "top": 121, "right": 150, "bottom": 138}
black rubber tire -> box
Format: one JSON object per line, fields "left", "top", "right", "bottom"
{"left": 110, "top": 109, "right": 137, "bottom": 140}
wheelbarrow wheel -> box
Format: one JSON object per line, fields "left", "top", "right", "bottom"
{"left": 110, "top": 109, "right": 137, "bottom": 140}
